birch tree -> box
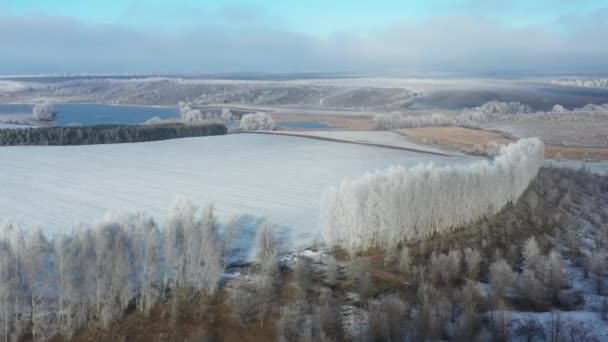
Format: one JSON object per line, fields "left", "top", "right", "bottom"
{"left": 321, "top": 138, "right": 545, "bottom": 253}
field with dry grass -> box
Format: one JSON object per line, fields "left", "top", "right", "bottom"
{"left": 400, "top": 126, "right": 608, "bottom": 160}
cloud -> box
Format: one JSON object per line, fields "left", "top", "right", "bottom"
{"left": 0, "top": 9, "right": 607, "bottom": 74}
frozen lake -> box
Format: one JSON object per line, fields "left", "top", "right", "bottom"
{"left": 0, "top": 133, "right": 474, "bottom": 251}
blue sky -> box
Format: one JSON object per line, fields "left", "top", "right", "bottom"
{"left": 4, "top": 0, "right": 606, "bottom": 34}
{"left": 1, "top": 1, "right": 608, "bottom": 73}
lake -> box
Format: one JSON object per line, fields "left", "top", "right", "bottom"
{"left": 0, "top": 103, "right": 336, "bottom": 129}
{"left": 0, "top": 103, "right": 179, "bottom": 125}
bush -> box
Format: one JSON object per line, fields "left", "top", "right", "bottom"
{"left": 240, "top": 112, "right": 275, "bottom": 131}
{"left": 33, "top": 101, "right": 57, "bottom": 121}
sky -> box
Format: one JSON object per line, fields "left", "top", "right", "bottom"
{"left": 1, "top": 0, "right": 608, "bottom": 74}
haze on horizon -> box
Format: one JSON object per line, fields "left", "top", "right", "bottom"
{"left": 1, "top": 0, "right": 608, "bottom": 74}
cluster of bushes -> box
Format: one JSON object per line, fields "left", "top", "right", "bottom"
{"left": 239, "top": 112, "right": 276, "bottom": 131}
{"left": 0, "top": 123, "right": 226, "bottom": 146}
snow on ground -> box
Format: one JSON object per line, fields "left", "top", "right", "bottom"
{"left": 272, "top": 130, "right": 457, "bottom": 155}
{"left": 0, "top": 133, "right": 474, "bottom": 253}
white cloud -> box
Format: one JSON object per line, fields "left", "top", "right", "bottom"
{"left": 0, "top": 9, "right": 607, "bottom": 74}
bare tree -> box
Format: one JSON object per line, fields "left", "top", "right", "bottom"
{"left": 255, "top": 224, "right": 279, "bottom": 328}
{"left": 325, "top": 256, "right": 339, "bottom": 286}
{"left": 228, "top": 286, "right": 258, "bottom": 327}
{"left": 398, "top": 247, "right": 412, "bottom": 274}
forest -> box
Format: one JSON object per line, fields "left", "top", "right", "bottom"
{"left": 0, "top": 123, "right": 226, "bottom": 146}
{"left": 0, "top": 138, "right": 605, "bottom": 341}
{"left": 1, "top": 164, "right": 606, "bottom": 341}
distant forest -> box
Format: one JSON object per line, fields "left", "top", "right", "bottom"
{"left": 0, "top": 123, "right": 227, "bottom": 146}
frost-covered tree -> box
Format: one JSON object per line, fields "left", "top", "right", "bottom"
{"left": 541, "top": 250, "right": 564, "bottom": 299}
{"left": 321, "top": 138, "right": 545, "bottom": 252}
{"left": 23, "top": 230, "right": 55, "bottom": 340}
{"left": 489, "top": 259, "right": 516, "bottom": 302}
{"left": 94, "top": 221, "right": 133, "bottom": 327}
{"left": 55, "top": 236, "right": 86, "bottom": 337}
{"left": 255, "top": 224, "right": 279, "bottom": 327}
{"left": 463, "top": 248, "right": 482, "bottom": 281}
{"left": 179, "top": 101, "right": 210, "bottom": 126}
{"left": 398, "top": 247, "right": 412, "bottom": 274}
{"left": 32, "top": 102, "right": 57, "bottom": 121}
{"left": 221, "top": 108, "right": 234, "bottom": 121}
{"left": 518, "top": 270, "right": 547, "bottom": 308}
{"left": 552, "top": 104, "right": 566, "bottom": 113}
{"left": 0, "top": 240, "right": 17, "bottom": 342}
{"left": 523, "top": 237, "right": 542, "bottom": 271}
{"left": 240, "top": 112, "right": 275, "bottom": 131}
{"left": 588, "top": 251, "right": 608, "bottom": 294}
{"left": 0, "top": 200, "right": 235, "bottom": 341}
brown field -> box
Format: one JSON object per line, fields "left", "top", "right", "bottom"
{"left": 400, "top": 126, "right": 608, "bottom": 160}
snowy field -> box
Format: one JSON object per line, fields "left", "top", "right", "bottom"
{"left": 272, "top": 130, "right": 456, "bottom": 155}
{"left": 0, "top": 133, "right": 474, "bottom": 252}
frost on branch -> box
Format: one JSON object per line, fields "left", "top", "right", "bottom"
{"left": 32, "top": 101, "right": 57, "bottom": 121}
{"left": 0, "top": 199, "right": 229, "bottom": 339}
{"left": 240, "top": 112, "right": 275, "bottom": 131}
{"left": 321, "top": 138, "right": 545, "bottom": 252}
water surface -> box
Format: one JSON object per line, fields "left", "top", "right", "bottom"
{"left": 0, "top": 103, "right": 178, "bottom": 125}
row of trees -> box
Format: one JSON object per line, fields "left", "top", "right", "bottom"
{"left": 178, "top": 101, "right": 275, "bottom": 131}
{"left": 321, "top": 138, "right": 545, "bottom": 253}
{"left": 178, "top": 102, "right": 235, "bottom": 126}
{"left": 373, "top": 100, "right": 608, "bottom": 129}
{"left": 0, "top": 123, "right": 226, "bottom": 146}
{"left": 0, "top": 199, "right": 235, "bottom": 341}
{"left": 552, "top": 77, "right": 608, "bottom": 89}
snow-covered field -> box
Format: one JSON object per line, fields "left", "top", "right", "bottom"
{"left": 272, "top": 130, "right": 456, "bottom": 155}
{"left": 0, "top": 133, "right": 474, "bottom": 251}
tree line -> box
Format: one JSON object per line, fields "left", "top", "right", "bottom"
{"left": 0, "top": 123, "right": 226, "bottom": 146}
{"left": 321, "top": 138, "right": 545, "bottom": 253}
{"left": 0, "top": 199, "right": 245, "bottom": 341}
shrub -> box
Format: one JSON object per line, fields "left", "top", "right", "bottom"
{"left": 32, "top": 101, "right": 57, "bottom": 121}
{"left": 240, "top": 112, "right": 275, "bottom": 131}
